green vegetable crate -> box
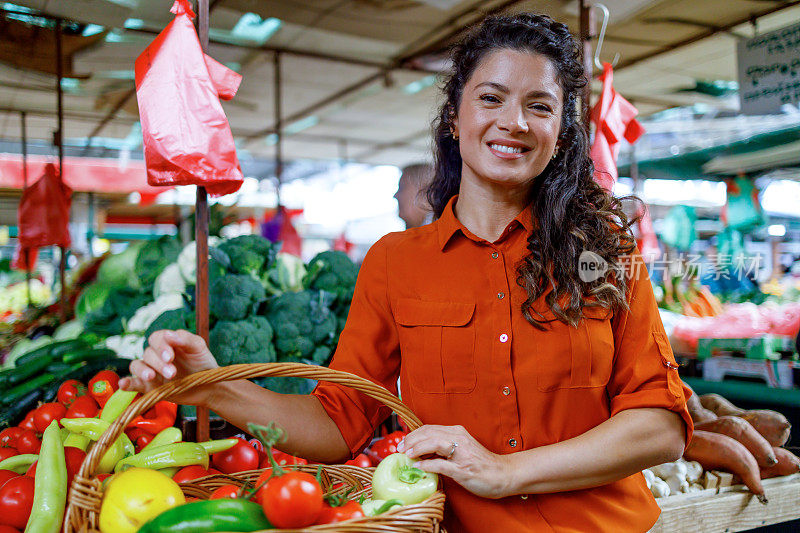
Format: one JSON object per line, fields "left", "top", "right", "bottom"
{"left": 696, "top": 335, "right": 798, "bottom": 361}
{"left": 65, "top": 362, "right": 446, "bottom": 533}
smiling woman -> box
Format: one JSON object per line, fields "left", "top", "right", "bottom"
{"left": 123, "top": 12, "right": 693, "bottom": 533}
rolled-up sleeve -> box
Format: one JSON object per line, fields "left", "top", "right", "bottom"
{"left": 607, "top": 250, "right": 694, "bottom": 448}
{"left": 312, "top": 237, "right": 400, "bottom": 458}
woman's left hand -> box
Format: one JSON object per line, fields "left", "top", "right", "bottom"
{"left": 397, "top": 424, "right": 513, "bottom": 499}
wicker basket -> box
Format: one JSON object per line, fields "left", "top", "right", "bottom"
{"left": 64, "top": 362, "right": 446, "bottom": 533}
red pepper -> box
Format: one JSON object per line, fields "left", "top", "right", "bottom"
{"left": 89, "top": 379, "right": 115, "bottom": 407}
{"left": 127, "top": 401, "right": 178, "bottom": 434}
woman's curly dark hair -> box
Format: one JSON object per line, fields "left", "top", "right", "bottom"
{"left": 427, "top": 12, "right": 640, "bottom": 328}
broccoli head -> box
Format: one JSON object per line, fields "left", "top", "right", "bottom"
{"left": 264, "top": 290, "right": 337, "bottom": 361}
{"left": 218, "top": 235, "right": 278, "bottom": 278}
{"left": 209, "top": 315, "right": 276, "bottom": 366}
{"left": 303, "top": 251, "right": 358, "bottom": 305}
{"left": 144, "top": 307, "right": 196, "bottom": 345}
{"left": 135, "top": 236, "right": 182, "bottom": 290}
{"left": 209, "top": 274, "right": 266, "bottom": 321}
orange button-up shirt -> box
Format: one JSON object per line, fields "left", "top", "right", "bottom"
{"left": 313, "top": 196, "right": 693, "bottom": 532}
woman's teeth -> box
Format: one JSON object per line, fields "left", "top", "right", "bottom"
{"left": 489, "top": 143, "right": 524, "bottom": 154}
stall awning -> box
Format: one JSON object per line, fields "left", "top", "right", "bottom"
{"left": 0, "top": 153, "right": 171, "bottom": 195}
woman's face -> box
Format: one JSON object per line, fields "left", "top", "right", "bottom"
{"left": 453, "top": 48, "right": 564, "bottom": 193}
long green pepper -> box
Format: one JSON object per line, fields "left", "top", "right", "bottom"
{"left": 114, "top": 442, "right": 208, "bottom": 472}
{"left": 99, "top": 389, "right": 138, "bottom": 423}
{"left": 0, "top": 454, "right": 38, "bottom": 474}
{"left": 24, "top": 420, "right": 67, "bottom": 533}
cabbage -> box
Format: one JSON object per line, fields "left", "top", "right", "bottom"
{"left": 75, "top": 282, "right": 113, "bottom": 320}
{"left": 96, "top": 242, "right": 144, "bottom": 288}
{"left": 53, "top": 319, "right": 84, "bottom": 341}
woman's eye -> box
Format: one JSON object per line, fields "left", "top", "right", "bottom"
{"left": 530, "top": 103, "right": 552, "bottom": 113}
{"left": 480, "top": 94, "right": 501, "bottom": 103}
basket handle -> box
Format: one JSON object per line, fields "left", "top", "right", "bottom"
{"left": 76, "top": 362, "right": 420, "bottom": 480}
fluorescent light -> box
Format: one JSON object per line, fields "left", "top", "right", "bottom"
{"left": 231, "top": 14, "right": 281, "bottom": 44}
{"left": 123, "top": 18, "right": 144, "bottom": 29}
{"left": 60, "top": 78, "right": 80, "bottom": 93}
{"left": 265, "top": 134, "right": 278, "bottom": 146}
{"left": 403, "top": 75, "right": 437, "bottom": 94}
{"left": 284, "top": 116, "right": 318, "bottom": 135}
{"left": 82, "top": 24, "right": 105, "bottom": 37}
{"left": 768, "top": 224, "right": 786, "bottom": 237}
{"left": 104, "top": 30, "right": 125, "bottom": 43}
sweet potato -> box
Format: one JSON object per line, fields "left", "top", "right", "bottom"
{"left": 687, "top": 392, "right": 717, "bottom": 424}
{"left": 684, "top": 430, "right": 766, "bottom": 503}
{"left": 738, "top": 410, "right": 791, "bottom": 447}
{"left": 695, "top": 416, "right": 777, "bottom": 468}
{"left": 759, "top": 447, "right": 800, "bottom": 479}
{"left": 699, "top": 393, "right": 744, "bottom": 416}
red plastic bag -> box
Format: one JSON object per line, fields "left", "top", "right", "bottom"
{"left": 134, "top": 0, "right": 243, "bottom": 197}
{"left": 12, "top": 163, "right": 71, "bottom": 270}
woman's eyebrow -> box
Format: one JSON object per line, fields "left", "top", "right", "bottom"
{"left": 474, "top": 81, "right": 558, "bottom": 102}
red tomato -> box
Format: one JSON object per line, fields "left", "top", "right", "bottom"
{"left": 211, "top": 438, "right": 259, "bottom": 474}
{"left": 0, "top": 429, "right": 22, "bottom": 449}
{"left": 24, "top": 462, "right": 35, "bottom": 478}
{"left": 262, "top": 471, "right": 323, "bottom": 528}
{"left": 0, "top": 471, "right": 18, "bottom": 490}
{"left": 64, "top": 447, "right": 87, "bottom": 487}
{"left": 14, "top": 431, "right": 39, "bottom": 455}
{"left": 172, "top": 465, "right": 223, "bottom": 484}
{"left": 249, "top": 438, "right": 265, "bottom": 453}
{"left": 56, "top": 379, "right": 86, "bottom": 407}
{"left": 316, "top": 500, "right": 366, "bottom": 525}
{"left": 259, "top": 450, "right": 308, "bottom": 470}
{"left": 209, "top": 484, "right": 240, "bottom": 500}
{"left": 32, "top": 402, "right": 67, "bottom": 433}
{"left": 0, "top": 449, "right": 17, "bottom": 462}
{"left": 253, "top": 467, "right": 274, "bottom": 504}
{"left": 344, "top": 453, "right": 372, "bottom": 468}
{"left": 370, "top": 431, "right": 406, "bottom": 461}
{"left": 65, "top": 395, "right": 99, "bottom": 419}
{"left": 0, "top": 475, "right": 34, "bottom": 529}
{"left": 0, "top": 523, "right": 20, "bottom": 533}
{"left": 17, "top": 413, "right": 35, "bottom": 432}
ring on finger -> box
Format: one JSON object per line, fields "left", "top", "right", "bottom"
{"left": 446, "top": 442, "right": 458, "bottom": 459}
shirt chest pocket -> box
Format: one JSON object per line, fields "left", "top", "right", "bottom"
{"left": 537, "top": 307, "right": 615, "bottom": 392}
{"left": 395, "top": 298, "right": 476, "bottom": 394}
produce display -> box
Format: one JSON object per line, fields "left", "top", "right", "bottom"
{"left": 644, "top": 383, "right": 799, "bottom": 503}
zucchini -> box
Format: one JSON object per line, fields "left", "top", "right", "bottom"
{"left": 3, "top": 354, "right": 54, "bottom": 389}
{"left": 1, "top": 373, "right": 55, "bottom": 406}
{"left": 72, "top": 358, "right": 132, "bottom": 382}
{"left": 0, "top": 389, "right": 42, "bottom": 428}
{"left": 61, "top": 347, "right": 117, "bottom": 365}
{"left": 48, "top": 338, "right": 92, "bottom": 359}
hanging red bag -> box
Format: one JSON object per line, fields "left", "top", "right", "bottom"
{"left": 134, "top": 0, "right": 243, "bottom": 197}
{"left": 12, "top": 163, "right": 71, "bottom": 270}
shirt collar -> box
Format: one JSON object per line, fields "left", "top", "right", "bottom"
{"left": 436, "top": 194, "right": 534, "bottom": 251}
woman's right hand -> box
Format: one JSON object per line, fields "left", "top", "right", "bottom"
{"left": 119, "top": 329, "right": 219, "bottom": 405}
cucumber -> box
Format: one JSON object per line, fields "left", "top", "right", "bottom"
{"left": 1, "top": 373, "right": 56, "bottom": 406}
{"left": 61, "top": 347, "right": 117, "bottom": 365}
{"left": 0, "top": 389, "right": 42, "bottom": 428}
{"left": 48, "top": 338, "right": 92, "bottom": 359}
{"left": 73, "top": 358, "right": 132, "bottom": 382}
{"left": 13, "top": 338, "right": 89, "bottom": 368}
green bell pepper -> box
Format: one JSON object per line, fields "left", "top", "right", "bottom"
{"left": 371, "top": 453, "right": 438, "bottom": 505}
{"left": 137, "top": 499, "right": 273, "bottom": 532}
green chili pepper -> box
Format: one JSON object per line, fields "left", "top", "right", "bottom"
{"left": 361, "top": 498, "right": 404, "bottom": 516}
{"left": 63, "top": 433, "right": 90, "bottom": 451}
{"left": 60, "top": 417, "right": 132, "bottom": 474}
{"left": 196, "top": 438, "right": 238, "bottom": 455}
{"left": 114, "top": 442, "right": 208, "bottom": 473}
{"left": 59, "top": 427, "right": 71, "bottom": 443}
{"left": 99, "top": 389, "right": 138, "bottom": 423}
{"left": 25, "top": 420, "right": 67, "bottom": 533}
{"left": 157, "top": 466, "right": 180, "bottom": 478}
{"left": 0, "top": 453, "right": 38, "bottom": 474}
{"left": 138, "top": 499, "right": 273, "bottom": 532}
{"left": 141, "top": 426, "right": 183, "bottom": 453}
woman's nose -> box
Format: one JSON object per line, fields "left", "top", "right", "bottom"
{"left": 497, "top": 107, "right": 529, "bottom": 133}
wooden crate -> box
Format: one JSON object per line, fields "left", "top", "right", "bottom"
{"left": 649, "top": 474, "right": 800, "bottom": 532}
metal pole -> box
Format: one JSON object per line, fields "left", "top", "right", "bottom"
{"left": 87, "top": 193, "right": 95, "bottom": 257}
{"left": 195, "top": 0, "right": 211, "bottom": 443}
{"left": 55, "top": 18, "right": 68, "bottom": 323}
{"left": 579, "top": 0, "right": 594, "bottom": 132}
{"left": 274, "top": 52, "right": 283, "bottom": 188}
{"left": 20, "top": 111, "right": 31, "bottom": 305}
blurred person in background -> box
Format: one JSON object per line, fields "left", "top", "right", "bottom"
{"left": 394, "top": 163, "right": 434, "bottom": 228}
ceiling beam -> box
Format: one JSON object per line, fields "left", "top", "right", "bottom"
{"left": 81, "top": 87, "right": 136, "bottom": 155}
{"left": 614, "top": 1, "right": 800, "bottom": 72}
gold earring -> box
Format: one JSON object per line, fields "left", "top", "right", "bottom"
{"left": 450, "top": 127, "right": 459, "bottom": 140}
{"left": 551, "top": 149, "right": 558, "bottom": 160}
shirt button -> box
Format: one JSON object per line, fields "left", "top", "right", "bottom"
{"left": 520, "top": 494, "right": 529, "bottom": 500}
{"left": 509, "top": 438, "right": 517, "bottom": 447}
{"left": 499, "top": 333, "right": 509, "bottom": 343}
{"left": 502, "top": 386, "right": 511, "bottom": 396}
{"left": 491, "top": 251, "right": 498, "bottom": 259}
{"left": 497, "top": 291, "right": 505, "bottom": 299}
